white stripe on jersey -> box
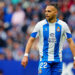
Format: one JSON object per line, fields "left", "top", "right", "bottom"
{"left": 39, "top": 20, "right": 47, "bottom": 61}
{"left": 39, "top": 26, "right": 43, "bottom": 61}
{"left": 48, "top": 23, "right": 55, "bottom": 61}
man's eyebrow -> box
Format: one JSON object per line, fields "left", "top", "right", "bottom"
{"left": 45, "top": 10, "right": 52, "bottom": 11}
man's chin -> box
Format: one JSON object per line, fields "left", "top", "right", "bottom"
{"left": 46, "top": 17, "right": 54, "bottom": 21}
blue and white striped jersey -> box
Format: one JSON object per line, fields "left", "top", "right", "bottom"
{"left": 31, "top": 19, "right": 72, "bottom": 62}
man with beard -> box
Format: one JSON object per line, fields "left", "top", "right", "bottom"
{"left": 21, "top": 5, "right": 75, "bottom": 75}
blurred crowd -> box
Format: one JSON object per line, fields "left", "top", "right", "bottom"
{"left": 0, "top": 0, "right": 75, "bottom": 61}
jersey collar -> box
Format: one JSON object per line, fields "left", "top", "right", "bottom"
{"left": 45, "top": 18, "right": 59, "bottom": 24}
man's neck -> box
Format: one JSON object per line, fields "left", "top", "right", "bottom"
{"left": 47, "top": 17, "right": 57, "bottom": 23}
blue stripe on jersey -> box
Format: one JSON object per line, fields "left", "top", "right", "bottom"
{"left": 42, "top": 23, "right": 49, "bottom": 61}
{"left": 66, "top": 33, "right": 72, "bottom": 39}
{"left": 31, "top": 32, "right": 37, "bottom": 38}
{"left": 57, "top": 18, "right": 59, "bottom": 22}
{"left": 54, "top": 23, "right": 62, "bottom": 62}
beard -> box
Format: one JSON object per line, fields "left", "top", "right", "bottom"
{"left": 48, "top": 16, "right": 54, "bottom": 21}
{"left": 45, "top": 15, "right": 55, "bottom": 21}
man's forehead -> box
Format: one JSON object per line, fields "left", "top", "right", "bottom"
{"left": 45, "top": 6, "right": 56, "bottom": 11}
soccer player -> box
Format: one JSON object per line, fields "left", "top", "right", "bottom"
{"left": 21, "top": 5, "right": 75, "bottom": 75}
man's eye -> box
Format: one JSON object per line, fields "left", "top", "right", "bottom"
{"left": 48, "top": 11, "right": 51, "bottom": 12}
{"left": 45, "top": 10, "right": 51, "bottom": 12}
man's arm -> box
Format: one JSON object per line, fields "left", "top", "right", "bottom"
{"left": 67, "top": 38, "right": 75, "bottom": 68}
{"left": 67, "top": 38, "right": 75, "bottom": 57}
{"left": 21, "top": 22, "right": 40, "bottom": 68}
{"left": 21, "top": 37, "right": 35, "bottom": 68}
{"left": 25, "top": 37, "right": 35, "bottom": 54}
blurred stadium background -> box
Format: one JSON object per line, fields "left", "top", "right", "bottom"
{"left": 0, "top": 0, "right": 75, "bottom": 75}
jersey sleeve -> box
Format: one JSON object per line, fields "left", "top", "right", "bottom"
{"left": 30, "top": 22, "right": 40, "bottom": 38}
{"left": 63, "top": 23, "right": 72, "bottom": 39}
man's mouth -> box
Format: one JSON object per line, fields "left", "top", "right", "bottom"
{"left": 46, "top": 16, "right": 49, "bottom": 17}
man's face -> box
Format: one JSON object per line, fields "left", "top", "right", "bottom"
{"left": 45, "top": 6, "right": 57, "bottom": 21}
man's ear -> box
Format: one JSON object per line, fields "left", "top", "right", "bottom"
{"left": 55, "top": 10, "right": 58, "bottom": 15}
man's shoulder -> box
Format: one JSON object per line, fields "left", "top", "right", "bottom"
{"left": 37, "top": 19, "right": 47, "bottom": 25}
{"left": 57, "top": 19, "right": 67, "bottom": 26}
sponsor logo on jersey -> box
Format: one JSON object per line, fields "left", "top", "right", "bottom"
{"left": 48, "top": 33, "right": 56, "bottom": 43}
{"left": 50, "top": 33, "right": 54, "bottom": 37}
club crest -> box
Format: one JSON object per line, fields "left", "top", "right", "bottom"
{"left": 38, "top": 68, "right": 42, "bottom": 74}
{"left": 57, "top": 27, "right": 60, "bottom": 32}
